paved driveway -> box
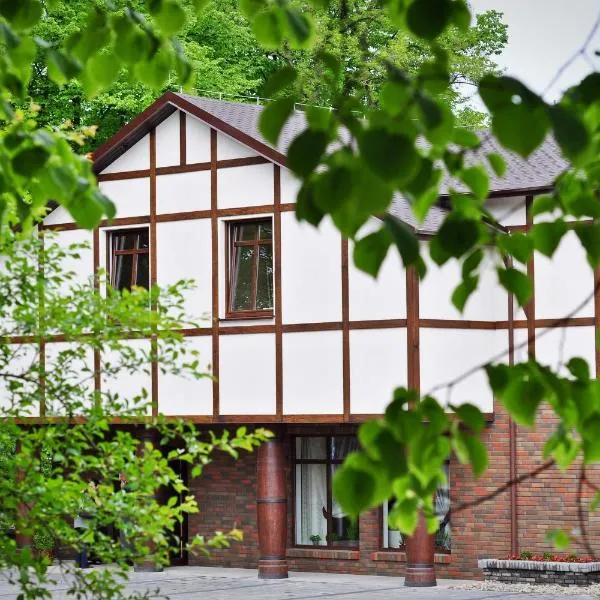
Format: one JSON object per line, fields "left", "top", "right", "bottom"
{"left": 0, "top": 566, "right": 597, "bottom": 599}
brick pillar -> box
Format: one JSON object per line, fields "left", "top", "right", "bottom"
{"left": 404, "top": 511, "right": 436, "bottom": 586}
{"left": 134, "top": 427, "right": 163, "bottom": 573}
{"left": 256, "top": 438, "right": 288, "bottom": 579}
{"left": 15, "top": 438, "right": 32, "bottom": 552}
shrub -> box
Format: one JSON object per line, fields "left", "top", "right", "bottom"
{"left": 520, "top": 550, "right": 533, "bottom": 560}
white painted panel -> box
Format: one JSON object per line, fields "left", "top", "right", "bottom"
{"left": 280, "top": 168, "right": 301, "bottom": 204}
{"left": 45, "top": 342, "right": 94, "bottom": 416}
{"left": 156, "top": 220, "right": 212, "bottom": 322}
{"left": 535, "top": 325, "right": 596, "bottom": 377}
{"left": 52, "top": 229, "right": 93, "bottom": 292}
{"left": 421, "top": 244, "right": 506, "bottom": 321}
{"left": 535, "top": 231, "right": 594, "bottom": 319}
{"left": 158, "top": 336, "right": 213, "bottom": 415}
{"left": 217, "top": 132, "right": 257, "bottom": 160}
{"left": 281, "top": 215, "right": 342, "bottom": 324}
{"left": 44, "top": 205, "right": 74, "bottom": 226}
{"left": 485, "top": 196, "right": 526, "bottom": 227}
{"left": 102, "top": 134, "right": 149, "bottom": 174}
{"left": 156, "top": 171, "right": 211, "bottom": 214}
{"left": 219, "top": 333, "right": 276, "bottom": 415}
{"left": 0, "top": 344, "right": 38, "bottom": 417}
{"left": 218, "top": 164, "right": 274, "bottom": 209}
{"left": 283, "top": 331, "right": 343, "bottom": 414}
{"left": 101, "top": 339, "right": 152, "bottom": 415}
{"left": 349, "top": 219, "right": 406, "bottom": 321}
{"left": 156, "top": 111, "right": 181, "bottom": 168}
{"left": 350, "top": 328, "right": 407, "bottom": 414}
{"left": 99, "top": 179, "right": 150, "bottom": 218}
{"left": 186, "top": 115, "right": 211, "bottom": 164}
{"left": 420, "top": 329, "right": 503, "bottom": 412}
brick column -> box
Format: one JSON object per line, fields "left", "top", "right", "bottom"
{"left": 404, "top": 511, "right": 436, "bottom": 586}
{"left": 256, "top": 438, "right": 288, "bottom": 579}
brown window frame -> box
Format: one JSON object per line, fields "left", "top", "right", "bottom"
{"left": 292, "top": 435, "right": 359, "bottom": 549}
{"left": 225, "top": 218, "right": 274, "bottom": 320}
{"left": 107, "top": 227, "right": 150, "bottom": 291}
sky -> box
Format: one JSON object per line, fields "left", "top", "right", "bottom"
{"left": 469, "top": 0, "right": 600, "bottom": 103}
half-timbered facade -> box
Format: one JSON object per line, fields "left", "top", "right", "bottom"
{"left": 19, "top": 92, "right": 600, "bottom": 579}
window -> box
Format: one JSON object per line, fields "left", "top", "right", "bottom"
{"left": 226, "top": 219, "right": 273, "bottom": 318}
{"left": 294, "top": 436, "right": 360, "bottom": 547}
{"left": 382, "top": 464, "right": 451, "bottom": 552}
{"left": 109, "top": 228, "right": 150, "bottom": 291}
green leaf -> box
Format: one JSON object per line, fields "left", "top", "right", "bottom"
{"left": 567, "top": 357, "right": 590, "bottom": 382}
{"left": 353, "top": 228, "right": 392, "bottom": 277}
{"left": 574, "top": 222, "right": 600, "bottom": 267}
{"left": 239, "top": 0, "right": 264, "bottom": 18}
{"left": 486, "top": 363, "right": 509, "bottom": 394}
{"left": 418, "top": 96, "right": 453, "bottom": 146}
{"left": 406, "top": 0, "right": 453, "bottom": 40}
{"left": 461, "top": 433, "right": 488, "bottom": 477}
{"left": 283, "top": 7, "right": 313, "bottom": 49}
{"left": 153, "top": 0, "right": 186, "bottom": 35}
{"left": 497, "top": 232, "right": 533, "bottom": 264}
{"left": 530, "top": 221, "right": 567, "bottom": 257}
{"left": 454, "top": 403, "right": 485, "bottom": 434}
{"left": 436, "top": 215, "right": 480, "bottom": 258}
{"left": 251, "top": 9, "right": 282, "bottom": 49}
{"left": 382, "top": 215, "right": 419, "bottom": 267}
{"left": 548, "top": 105, "right": 589, "bottom": 160}
{"left": 497, "top": 267, "right": 532, "bottom": 307}
{"left": 0, "top": 0, "right": 42, "bottom": 29}
{"left": 453, "top": 128, "right": 480, "bottom": 148}
{"left": 460, "top": 166, "right": 489, "bottom": 200}
{"left": 452, "top": 275, "right": 478, "bottom": 312}
{"left": 258, "top": 97, "right": 295, "bottom": 145}
{"left": 502, "top": 371, "right": 544, "bottom": 427}
{"left": 86, "top": 52, "right": 120, "bottom": 91}
{"left": 288, "top": 130, "right": 328, "bottom": 177}
{"left": 530, "top": 194, "right": 555, "bottom": 217}
{"left": 12, "top": 147, "right": 50, "bottom": 177}
{"left": 47, "top": 49, "right": 81, "bottom": 85}
{"left": 546, "top": 529, "right": 570, "bottom": 550}
{"left": 380, "top": 81, "right": 412, "bottom": 116}
{"left": 261, "top": 66, "right": 297, "bottom": 98}
{"left": 486, "top": 152, "right": 506, "bottom": 177}
{"left": 449, "top": 0, "right": 471, "bottom": 30}
{"left": 136, "top": 48, "right": 172, "bottom": 88}
{"left": 314, "top": 167, "right": 352, "bottom": 213}
{"left": 462, "top": 249, "right": 483, "bottom": 278}
{"left": 388, "top": 497, "right": 419, "bottom": 535}
{"left": 332, "top": 454, "right": 377, "bottom": 518}
{"left": 359, "top": 129, "right": 419, "bottom": 182}
{"left": 296, "top": 180, "right": 324, "bottom": 226}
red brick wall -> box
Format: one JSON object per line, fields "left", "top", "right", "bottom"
{"left": 187, "top": 417, "right": 600, "bottom": 578}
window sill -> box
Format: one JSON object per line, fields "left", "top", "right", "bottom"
{"left": 370, "top": 551, "right": 451, "bottom": 564}
{"left": 287, "top": 547, "right": 360, "bottom": 561}
{"left": 221, "top": 312, "right": 274, "bottom": 321}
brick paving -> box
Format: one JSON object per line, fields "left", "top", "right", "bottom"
{"left": 1, "top": 567, "right": 598, "bottom": 600}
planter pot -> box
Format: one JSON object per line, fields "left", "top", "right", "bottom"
{"left": 478, "top": 559, "right": 600, "bottom": 587}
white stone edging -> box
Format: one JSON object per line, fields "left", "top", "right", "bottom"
{"left": 478, "top": 559, "right": 600, "bottom": 573}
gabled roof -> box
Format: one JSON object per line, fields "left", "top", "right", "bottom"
{"left": 92, "top": 92, "right": 567, "bottom": 234}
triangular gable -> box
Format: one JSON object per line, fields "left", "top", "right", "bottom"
{"left": 93, "top": 91, "right": 287, "bottom": 174}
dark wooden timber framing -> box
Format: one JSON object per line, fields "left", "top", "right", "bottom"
{"left": 406, "top": 266, "right": 420, "bottom": 392}
{"left": 179, "top": 111, "right": 186, "bottom": 166}
{"left": 525, "top": 195, "right": 536, "bottom": 359}
{"left": 274, "top": 165, "right": 283, "bottom": 419}
{"left": 150, "top": 129, "right": 159, "bottom": 417}
{"left": 93, "top": 228, "right": 101, "bottom": 404}
{"left": 38, "top": 230, "right": 46, "bottom": 417}
{"left": 341, "top": 238, "right": 351, "bottom": 421}
{"left": 257, "top": 436, "right": 288, "bottom": 578}
{"left": 595, "top": 267, "right": 600, "bottom": 376}
{"left": 210, "top": 129, "right": 220, "bottom": 418}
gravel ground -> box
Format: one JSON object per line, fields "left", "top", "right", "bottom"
{"left": 449, "top": 581, "right": 600, "bottom": 596}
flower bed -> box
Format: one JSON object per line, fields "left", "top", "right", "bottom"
{"left": 479, "top": 559, "right": 600, "bottom": 586}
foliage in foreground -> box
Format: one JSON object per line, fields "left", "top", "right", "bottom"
{"left": 0, "top": 235, "right": 271, "bottom": 599}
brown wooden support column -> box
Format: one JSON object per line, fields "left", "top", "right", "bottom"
{"left": 256, "top": 437, "right": 288, "bottom": 579}
{"left": 134, "top": 427, "right": 163, "bottom": 573}
{"left": 404, "top": 265, "right": 436, "bottom": 587}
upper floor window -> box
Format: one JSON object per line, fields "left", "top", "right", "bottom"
{"left": 109, "top": 228, "right": 150, "bottom": 291}
{"left": 226, "top": 219, "right": 273, "bottom": 318}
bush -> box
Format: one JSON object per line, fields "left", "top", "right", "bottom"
{"left": 520, "top": 550, "right": 533, "bottom": 560}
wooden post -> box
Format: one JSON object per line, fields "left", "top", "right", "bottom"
{"left": 133, "top": 427, "right": 163, "bottom": 573}
{"left": 404, "top": 511, "right": 436, "bottom": 586}
{"left": 405, "top": 266, "right": 436, "bottom": 587}
{"left": 256, "top": 438, "right": 288, "bottom": 579}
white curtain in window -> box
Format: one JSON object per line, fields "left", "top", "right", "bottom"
{"left": 296, "top": 463, "right": 327, "bottom": 545}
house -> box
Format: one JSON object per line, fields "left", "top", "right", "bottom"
{"left": 30, "top": 91, "right": 600, "bottom": 579}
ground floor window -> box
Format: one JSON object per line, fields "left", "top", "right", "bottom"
{"left": 382, "top": 463, "right": 451, "bottom": 552}
{"left": 294, "top": 436, "right": 359, "bottom": 547}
